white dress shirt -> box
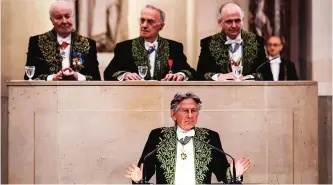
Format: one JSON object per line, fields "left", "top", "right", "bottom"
{"left": 144, "top": 39, "right": 158, "bottom": 77}
{"left": 269, "top": 56, "right": 281, "bottom": 81}
{"left": 47, "top": 34, "right": 86, "bottom": 81}
{"left": 174, "top": 127, "right": 196, "bottom": 185}
{"left": 212, "top": 34, "right": 243, "bottom": 81}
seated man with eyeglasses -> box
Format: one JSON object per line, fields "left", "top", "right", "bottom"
{"left": 196, "top": 2, "right": 266, "bottom": 81}
{"left": 104, "top": 5, "right": 195, "bottom": 81}
{"left": 260, "top": 36, "right": 299, "bottom": 81}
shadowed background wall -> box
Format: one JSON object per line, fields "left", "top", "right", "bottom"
{"left": 1, "top": 0, "right": 332, "bottom": 183}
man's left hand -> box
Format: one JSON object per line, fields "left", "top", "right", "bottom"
{"left": 230, "top": 157, "right": 251, "bottom": 177}
{"left": 162, "top": 74, "right": 184, "bottom": 81}
{"left": 62, "top": 67, "right": 78, "bottom": 81}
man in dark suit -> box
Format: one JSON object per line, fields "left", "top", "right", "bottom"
{"left": 24, "top": 0, "right": 101, "bottom": 81}
{"left": 196, "top": 2, "right": 266, "bottom": 81}
{"left": 125, "top": 92, "right": 250, "bottom": 184}
{"left": 103, "top": 5, "right": 195, "bottom": 81}
{"left": 261, "top": 36, "right": 299, "bottom": 81}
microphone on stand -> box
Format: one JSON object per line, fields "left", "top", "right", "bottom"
{"left": 196, "top": 139, "right": 242, "bottom": 184}
{"left": 139, "top": 139, "right": 168, "bottom": 184}
{"left": 140, "top": 147, "right": 158, "bottom": 184}
{"left": 255, "top": 56, "right": 280, "bottom": 74}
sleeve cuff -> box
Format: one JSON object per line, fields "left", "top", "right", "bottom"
{"left": 76, "top": 72, "right": 86, "bottom": 81}
{"left": 47, "top": 75, "right": 53, "bottom": 81}
{"left": 176, "top": 72, "right": 188, "bottom": 81}
{"left": 117, "top": 72, "right": 129, "bottom": 81}
{"left": 211, "top": 74, "right": 220, "bottom": 81}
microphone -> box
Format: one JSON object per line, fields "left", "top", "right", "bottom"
{"left": 141, "top": 147, "right": 158, "bottom": 184}
{"left": 255, "top": 56, "right": 280, "bottom": 74}
{"left": 140, "top": 139, "right": 168, "bottom": 184}
{"left": 196, "top": 139, "right": 242, "bottom": 184}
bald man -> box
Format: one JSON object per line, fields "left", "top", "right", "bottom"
{"left": 261, "top": 36, "right": 299, "bottom": 81}
{"left": 196, "top": 2, "right": 266, "bottom": 81}
{"left": 24, "top": 0, "right": 101, "bottom": 81}
{"left": 103, "top": 5, "right": 195, "bottom": 81}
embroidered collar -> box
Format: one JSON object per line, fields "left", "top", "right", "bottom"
{"left": 156, "top": 126, "right": 212, "bottom": 184}
{"left": 132, "top": 35, "right": 170, "bottom": 80}
{"left": 208, "top": 30, "right": 260, "bottom": 76}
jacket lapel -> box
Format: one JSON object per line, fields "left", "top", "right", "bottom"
{"left": 154, "top": 36, "right": 170, "bottom": 80}
{"left": 193, "top": 127, "right": 212, "bottom": 184}
{"left": 241, "top": 30, "right": 251, "bottom": 75}
{"left": 156, "top": 127, "right": 177, "bottom": 184}
{"left": 38, "top": 29, "right": 62, "bottom": 74}
{"left": 69, "top": 31, "right": 76, "bottom": 69}
{"left": 279, "top": 60, "right": 285, "bottom": 80}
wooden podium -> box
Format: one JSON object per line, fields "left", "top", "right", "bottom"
{"left": 7, "top": 81, "right": 318, "bottom": 183}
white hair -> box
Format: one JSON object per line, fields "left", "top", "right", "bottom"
{"left": 49, "top": 0, "right": 74, "bottom": 17}
{"left": 142, "top": 5, "right": 166, "bottom": 23}
{"left": 217, "top": 2, "right": 244, "bottom": 21}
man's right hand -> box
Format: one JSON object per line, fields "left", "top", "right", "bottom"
{"left": 217, "top": 72, "right": 241, "bottom": 81}
{"left": 125, "top": 163, "right": 143, "bottom": 182}
{"left": 52, "top": 71, "right": 63, "bottom": 81}
{"left": 124, "top": 73, "right": 142, "bottom": 81}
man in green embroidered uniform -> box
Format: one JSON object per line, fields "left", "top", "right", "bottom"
{"left": 103, "top": 5, "right": 195, "bottom": 81}
{"left": 24, "top": 0, "right": 101, "bottom": 81}
{"left": 125, "top": 92, "right": 250, "bottom": 184}
{"left": 196, "top": 2, "right": 267, "bottom": 81}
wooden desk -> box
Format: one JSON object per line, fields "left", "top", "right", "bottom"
{"left": 7, "top": 81, "right": 318, "bottom": 183}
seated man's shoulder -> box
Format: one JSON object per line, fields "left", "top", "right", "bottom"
{"left": 242, "top": 30, "right": 264, "bottom": 43}
{"left": 200, "top": 34, "right": 218, "bottom": 46}
{"left": 164, "top": 38, "right": 183, "bottom": 47}
{"left": 283, "top": 59, "right": 296, "bottom": 66}
{"left": 112, "top": 39, "right": 134, "bottom": 49}
{"left": 30, "top": 31, "right": 52, "bottom": 41}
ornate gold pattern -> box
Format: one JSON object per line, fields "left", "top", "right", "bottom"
{"left": 180, "top": 69, "right": 193, "bottom": 79}
{"left": 38, "top": 31, "right": 62, "bottom": 75}
{"left": 207, "top": 30, "right": 260, "bottom": 79}
{"left": 132, "top": 36, "right": 170, "bottom": 80}
{"left": 193, "top": 127, "right": 212, "bottom": 184}
{"left": 38, "top": 30, "right": 91, "bottom": 79}
{"left": 156, "top": 127, "right": 177, "bottom": 184}
{"left": 156, "top": 127, "right": 213, "bottom": 184}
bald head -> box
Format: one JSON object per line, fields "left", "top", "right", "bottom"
{"left": 218, "top": 2, "right": 244, "bottom": 39}
{"left": 218, "top": 2, "right": 244, "bottom": 21}
{"left": 49, "top": 0, "right": 74, "bottom": 17}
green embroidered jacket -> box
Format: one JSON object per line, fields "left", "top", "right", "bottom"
{"left": 196, "top": 30, "right": 267, "bottom": 81}
{"left": 137, "top": 127, "right": 232, "bottom": 184}
{"left": 25, "top": 29, "right": 101, "bottom": 81}
{"left": 103, "top": 36, "right": 195, "bottom": 81}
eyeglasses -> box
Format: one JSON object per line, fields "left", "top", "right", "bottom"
{"left": 140, "top": 18, "right": 158, "bottom": 26}
{"left": 224, "top": 19, "right": 242, "bottom": 24}
{"left": 267, "top": 43, "right": 282, "bottom": 47}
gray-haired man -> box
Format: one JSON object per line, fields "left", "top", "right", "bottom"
{"left": 104, "top": 5, "right": 195, "bottom": 81}
{"left": 125, "top": 92, "right": 250, "bottom": 184}
{"left": 196, "top": 2, "right": 266, "bottom": 81}
{"left": 24, "top": 0, "right": 101, "bottom": 81}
